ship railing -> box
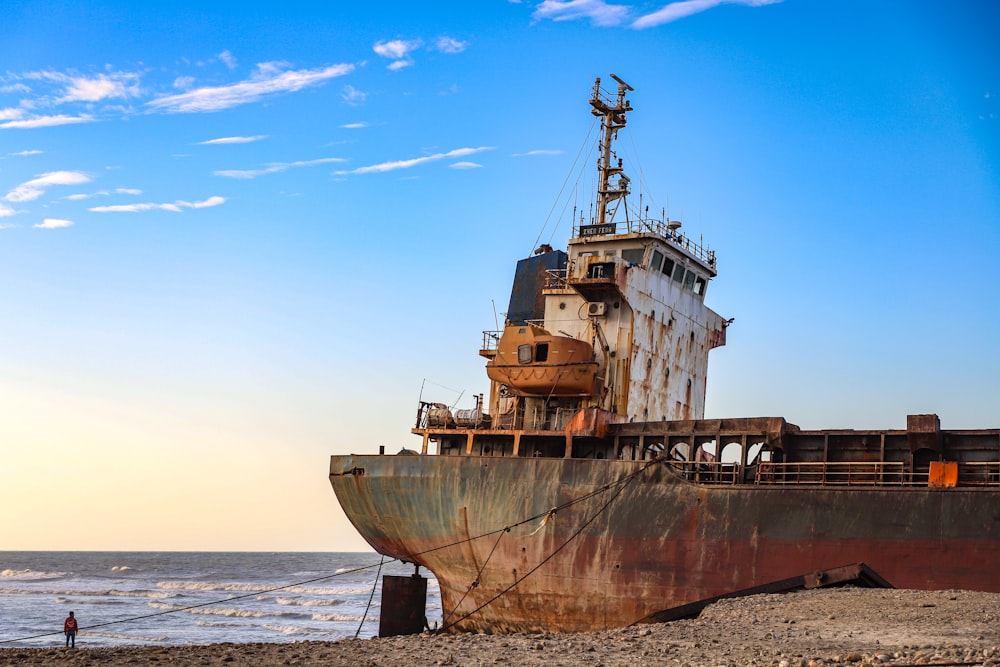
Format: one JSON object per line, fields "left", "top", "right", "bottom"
{"left": 481, "top": 330, "right": 501, "bottom": 353}
{"left": 958, "top": 461, "right": 1000, "bottom": 486}
{"left": 572, "top": 218, "right": 717, "bottom": 268}
{"left": 755, "top": 461, "right": 915, "bottom": 486}
{"left": 545, "top": 268, "right": 569, "bottom": 289}
{"left": 666, "top": 460, "right": 740, "bottom": 485}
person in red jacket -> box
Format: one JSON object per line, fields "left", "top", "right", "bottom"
{"left": 63, "top": 611, "right": 78, "bottom": 648}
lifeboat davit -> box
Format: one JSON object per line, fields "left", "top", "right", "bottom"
{"left": 486, "top": 324, "right": 598, "bottom": 396}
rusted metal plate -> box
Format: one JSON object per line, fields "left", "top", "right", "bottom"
{"left": 379, "top": 575, "right": 428, "bottom": 637}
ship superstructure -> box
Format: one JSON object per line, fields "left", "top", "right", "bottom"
{"left": 417, "top": 75, "right": 727, "bottom": 459}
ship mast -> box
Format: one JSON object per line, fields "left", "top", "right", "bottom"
{"left": 589, "top": 73, "right": 634, "bottom": 228}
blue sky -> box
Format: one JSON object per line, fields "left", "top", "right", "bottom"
{"left": 1, "top": 0, "right": 997, "bottom": 551}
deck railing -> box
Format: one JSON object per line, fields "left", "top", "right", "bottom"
{"left": 755, "top": 461, "right": 919, "bottom": 486}
{"left": 572, "top": 218, "right": 717, "bottom": 268}
{"left": 663, "top": 460, "right": 1000, "bottom": 488}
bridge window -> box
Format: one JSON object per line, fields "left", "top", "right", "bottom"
{"left": 693, "top": 275, "right": 706, "bottom": 296}
{"left": 683, "top": 269, "right": 696, "bottom": 290}
{"left": 662, "top": 257, "right": 675, "bottom": 278}
{"left": 672, "top": 263, "right": 685, "bottom": 283}
{"left": 651, "top": 250, "right": 664, "bottom": 272}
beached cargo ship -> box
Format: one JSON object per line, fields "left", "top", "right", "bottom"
{"left": 329, "top": 75, "right": 1000, "bottom": 634}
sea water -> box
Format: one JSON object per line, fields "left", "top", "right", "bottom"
{"left": 0, "top": 552, "right": 441, "bottom": 648}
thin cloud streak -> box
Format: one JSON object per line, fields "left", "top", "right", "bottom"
{"left": 89, "top": 196, "right": 225, "bottom": 213}
{"left": 214, "top": 157, "right": 346, "bottom": 179}
{"left": 513, "top": 149, "right": 563, "bottom": 156}
{"left": 199, "top": 135, "right": 268, "bottom": 145}
{"left": 335, "top": 147, "right": 494, "bottom": 176}
{"left": 533, "top": 0, "right": 630, "bottom": 26}
{"left": 530, "top": 0, "right": 781, "bottom": 28}
{"left": 632, "top": 0, "right": 782, "bottom": 28}
{"left": 146, "top": 63, "right": 354, "bottom": 113}
{"left": 0, "top": 114, "right": 94, "bottom": 129}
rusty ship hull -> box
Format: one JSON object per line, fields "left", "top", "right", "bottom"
{"left": 330, "top": 418, "right": 1000, "bottom": 633}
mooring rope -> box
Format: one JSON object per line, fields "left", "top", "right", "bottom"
{"left": 355, "top": 554, "right": 386, "bottom": 639}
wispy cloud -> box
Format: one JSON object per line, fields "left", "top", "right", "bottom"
{"left": 24, "top": 70, "right": 142, "bottom": 103}
{"left": 198, "top": 135, "right": 268, "bottom": 145}
{"left": 213, "top": 157, "right": 345, "bottom": 179}
{"left": 5, "top": 171, "right": 91, "bottom": 202}
{"left": 65, "top": 187, "right": 142, "bottom": 201}
{"left": 513, "top": 149, "right": 563, "bottom": 156}
{"left": 340, "top": 122, "right": 369, "bottom": 129}
{"left": 434, "top": 37, "right": 469, "bottom": 54}
{"left": 450, "top": 161, "right": 483, "bottom": 169}
{"left": 146, "top": 62, "right": 354, "bottom": 113}
{"left": 633, "top": 0, "right": 781, "bottom": 28}
{"left": 530, "top": 0, "right": 781, "bottom": 28}
{"left": 373, "top": 37, "right": 466, "bottom": 69}
{"left": 0, "top": 202, "right": 18, "bottom": 217}
{"left": 34, "top": 218, "right": 72, "bottom": 229}
{"left": 335, "top": 147, "right": 494, "bottom": 176}
{"left": 9, "top": 149, "right": 43, "bottom": 156}
{"left": 1, "top": 114, "right": 94, "bottom": 129}
{"left": 342, "top": 85, "right": 367, "bottom": 106}
{"left": 218, "top": 50, "right": 238, "bottom": 70}
{"left": 533, "top": 0, "right": 630, "bottom": 26}
{"left": 373, "top": 39, "right": 423, "bottom": 60}
{"left": 89, "top": 196, "right": 226, "bottom": 213}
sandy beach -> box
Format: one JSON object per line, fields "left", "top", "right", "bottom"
{"left": 3, "top": 587, "right": 999, "bottom": 666}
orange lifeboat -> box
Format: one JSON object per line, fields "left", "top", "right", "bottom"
{"left": 486, "top": 324, "right": 598, "bottom": 396}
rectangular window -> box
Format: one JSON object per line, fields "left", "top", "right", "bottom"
{"left": 518, "top": 344, "right": 532, "bottom": 364}
{"left": 588, "top": 262, "right": 614, "bottom": 279}
{"left": 662, "top": 257, "right": 675, "bottom": 277}
{"left": 683, "top": 269, "right": 696, "bottom": 290}
{"left": 693, "top": 276, "right": 706, "bottom": 296}
{"left": 672, "top": 263, "right": 685, "bottom": 283}
{"left": 650, "top": 250, "right": 664, "bottom": 272}
{"left": 621, "top": 248, "right": 645, "bottom": 266}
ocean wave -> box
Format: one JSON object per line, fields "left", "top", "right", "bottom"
{"left": 146, "top": 601, "right": 308, "bottom": 619}
{"left": 157, "top": 581, "right": 271, "bottom": 593}
{"left": 261, "top": 624, "right": 317, "bottom": 636}
{"left": 282, "top": 585, "right": 369, "bottom": 595}
{"left": 85, "top": 630, "right": 168, "bottom": 642}
{"left": 310, "top": 611, "right": 364, "bottom": 622}
{"left": 274, "top": 597, "right": 344, "bottom": 607}
{"left": 1, "top": 587, "right": 177, "bottom": 600}
{"left": 195, "top": 620, "right": 245, "bottom": 628}
{"left": 0, "top": 568, "right": 65, "bottom": 579}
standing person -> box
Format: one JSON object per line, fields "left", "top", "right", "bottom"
{"left": 64, "top": 611, "right": 78, "bottom": 648}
